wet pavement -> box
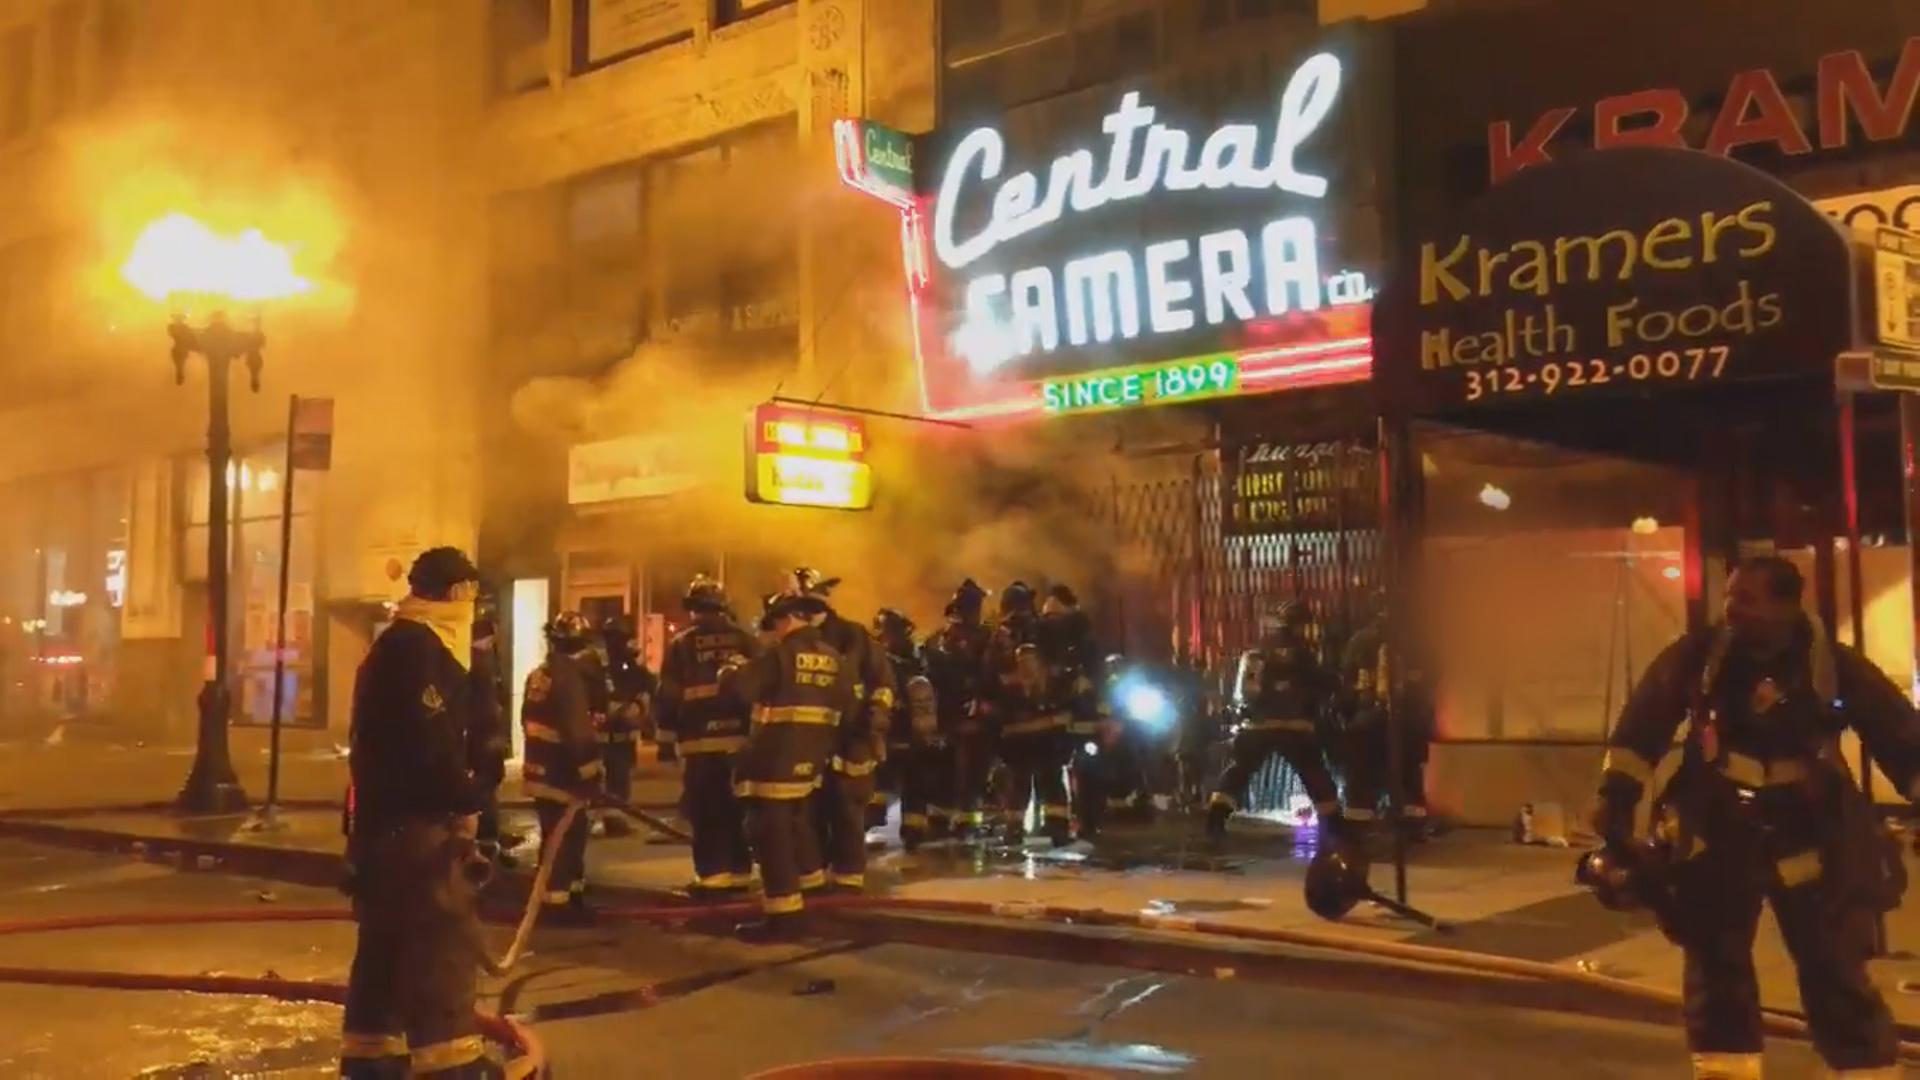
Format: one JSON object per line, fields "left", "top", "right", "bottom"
{"left": 0, "top": 838, "right": 1846, "bottom": 1078}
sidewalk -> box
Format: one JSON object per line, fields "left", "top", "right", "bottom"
{"left": 0, "top": 740, "right": 682, "bottom": 812}
{"left": 7, "top": 794, "right": 1920, "bottom": 1035}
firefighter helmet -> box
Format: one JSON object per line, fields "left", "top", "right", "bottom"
{"left": 947, "top": 578, "right": 987, "bottom": 619}
{"left": 545, "top": 610, "right": 592, "bottom": 649}
{"left": 1303, "top": 846, "right": 1369, "bottom": 921}
{"left": 873, "top": 607, "right": 915, "bottom": 643}
{"left": 793, "top": 567, "right": 841, "bottom": 599}
{"left": 684, "top": 574, "right": 727, "bottom": 613}
{"left": 1001, "top": 581, "right": 1037, "bottom": 617}
{"left": 762, "top": 589, "right": 823, "bottom": 630}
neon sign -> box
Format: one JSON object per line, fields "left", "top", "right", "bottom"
{"left": 743, "top": 403, "right": 874, "bottom": 510}
{"left": 835, "top": 42, "right": 1378, "bottom": 422}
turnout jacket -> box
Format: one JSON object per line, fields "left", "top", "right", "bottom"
{"left": 657, "top": 616, "right": 758, "bottom": 755}
{"left": 1239, "top": 628, "right": 1335, "bottom": 733}
{"left": 727, "top": 625, "right": 856, "bottom": 799}
{"left": 521, "top": 650, "right": 603, "bottom": 801}
{"left": 819, "top": 611, "right": 895, "bottom": 775}
{"left": 924, "top": 619, "right": 992, "bottom": 737}
{"left": 349, "top": 619, "right": 485, "bottom": 836}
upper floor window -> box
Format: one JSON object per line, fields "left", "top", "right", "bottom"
{"left": 490, "top": 0, "right": 552, "bottom": 96}
{"left": 572, "top": 0, "right": 694, "bottom": 75}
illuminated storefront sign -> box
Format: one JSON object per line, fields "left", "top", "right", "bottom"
{"left": 1487, "top": 38, "right": 1920, "bottom": 185}
{"left": 837, "top": 36, "right": 1379, "bottom": 421}
{"left": 743, "top": 403, "right": 874, "bottom": 510}
{"left": 1373, "top": 147, "right": 1854, "bottom": 416}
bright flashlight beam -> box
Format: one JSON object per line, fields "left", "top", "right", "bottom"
{"left": 1123, "top": 683, "right": 1172, "bottom": 729}
{"left": 121, "top": 212, "right": 312, "bottom": 303}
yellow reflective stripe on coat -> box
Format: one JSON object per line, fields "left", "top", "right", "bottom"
{"left": 682, "top": 683, "right": 721, "bottom": 700}
{"left": 1003, "top": 713, "right": 1070, "bottom": 736}
{"left": 871, "top": 686, "right": 896, "bottom": 708}
{"left": 1689, "top": 1051, "right": 1762, "bottom": 1079}
{"left": 1601, "top": 747, "right": 1656, "bottom": 787}
{"left": 410, "top": 1034, "right": 485, "bottom": 1072}
{"left": 1776, "top": 849, "right": 1822, "bottom": 887}
{"left": 525, "top": 722, "right": 562, "bottom": 743}
{"left": 1245, "top": 718, "right": 1315, "bottom": 733}
{"left": 680, "top": 735, "right": 748, "bottom": 755}
{"left": 579, "top": 759, "right": 604, "bottom": 779}
{"left": 832, "top": 756, "right": 879, "bottom": 777}
{"left": 754, "top": 704, "right": 839, "bottom": 726}
{"left": 735, "top": 778, "right": 822, "bottom": 799}
{"left": 1720, "top": 752, "right": 1808, "bottom": 789}
{"left": 341, "top": 1032, "right": 408, "bottom": 1058}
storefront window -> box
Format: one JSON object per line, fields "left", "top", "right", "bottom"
{"left": 185, "top": 444, "right": 323, "bottom": 728}
{"left": 1418, "top": 423, "right": 1690, "bottom": 744}
{"left": 0, "top": 466, "right": 132, "bottom": 726}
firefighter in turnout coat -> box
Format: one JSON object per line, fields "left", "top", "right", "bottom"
{"left": 1592, "top": 558, "right": 1920, "bottom": 1079}
{"left": 521, "top": 611, "right": 603, "bottom": 923}
{"left": 727, "top": 590, "right": 855, "bottom": 941}
{"left": 657, "top": 576, "right": 759, "bottom": 897}
{"left": 341, "top": 547, "right": 499, "bottom": 1079}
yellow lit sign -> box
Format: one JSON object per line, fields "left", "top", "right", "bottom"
{"left": 744, "top": 403, "right": 873, "bottom": 510}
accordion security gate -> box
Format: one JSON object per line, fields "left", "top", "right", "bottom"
{"left": 1102, "top": 448, "right": 1383, "bottom": 816}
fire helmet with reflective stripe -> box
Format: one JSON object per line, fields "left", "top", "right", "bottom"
{"left": 684, "top": 574, "right": 727, "bottom": 614}
{"left": 793, "top": 567, "right": 841, "bottom": 599}
{"left": 545, "top": 610, "right": 592, "bottom": 649}
{"left": 1000, "top": 581, "right": 1036, "bottom": 617}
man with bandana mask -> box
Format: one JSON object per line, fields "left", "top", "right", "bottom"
{"left": 340, "top": 547, "right": 499, "bottom": 1079}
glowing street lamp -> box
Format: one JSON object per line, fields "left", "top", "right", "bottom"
{"left": 121, "top": 213, "right": 311, "bottom": 814}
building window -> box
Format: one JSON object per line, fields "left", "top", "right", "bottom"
{"left": 2, "top": 25, "right": 33, "bottom": 139}
{"left": 93, "top": 0, "right": 135, "bottom": 105}
{"left": 716, "top": 0, "right": 795, "bottom": 27}
{"left": 490, "top": 0, "right": 552, "bottom": 96}
{"left": 46, "top": 2, "right": 82, "bottom": 117}
{"left": 572, "top": 0, "right": 694, "bottom": 75}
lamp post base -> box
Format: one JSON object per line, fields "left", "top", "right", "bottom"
{"left": 176, "top": 681, "right": 249, "bottom": 815}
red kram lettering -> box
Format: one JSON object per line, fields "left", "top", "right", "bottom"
{"left": 1594, "top": 88, "right": 1690, "bottom": 150}
{"left": 1705, "top": 68, "right": 1813, "bottom": 158}
{"left": 1818, "top": 40, "right": 1920, "bottom": 149}
{"left": 1488, "top": 107, "right": 1576, "bottom": 184}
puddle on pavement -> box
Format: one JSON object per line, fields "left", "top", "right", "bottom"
{"left": 1139, "top": 897, "right": 1273, "bottom": 916}
{"left": 970, "top": 1039, "right": 1194, "bottom": 1075}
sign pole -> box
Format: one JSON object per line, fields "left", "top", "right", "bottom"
{"left": 264, "top": 396, "right": 299, "bottom": 823}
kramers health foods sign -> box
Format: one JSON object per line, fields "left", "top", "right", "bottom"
{"left": 1373, "top": 147, "right": 1855, "bottom": 416}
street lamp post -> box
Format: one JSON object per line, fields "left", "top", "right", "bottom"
{"left": 121, "top": 211, "right": 312, "bottom": 816}
{"left": 173, "top": 311, "right": 265, "bottom": 814}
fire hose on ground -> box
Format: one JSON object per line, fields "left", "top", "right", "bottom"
{"left": 3, "top": 796, "right": 1919, "bottom": 1070}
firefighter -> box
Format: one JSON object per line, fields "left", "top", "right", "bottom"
{"left": 925, "top": 579, "right": 993, "bottom": 839}
{"left": 657, "top": 576, "right": 758, "bottom": 898}
{"left": 1207, "top": 599, "right": 1342, "bottom": 842}
{"left": 796, "top": 568, "right": 894, "bottom": 891}
{"left": 1039, "top": 585, "right": 1110, "bottom": 841}
{"left": 467, "top": 599, "right": 516, "bottom": 871}
{"left": 875, "top": 608, "right": 945, "bottom": 850}
{"left": 595, "top": 618, "right": 655, "bottom": 838}
{"left": 727, "top": 590, "right": 853, "bottom": 941}
{"left": 1590, "top": 557, "right": 1920, "bottom": 1079}
{"left": 1339, "top": 597, "right": 1434, "bottom": 847}
{"left": 341, "top": 547, "right": 499, "bottom": 1079}
{"left": 985, "top": 581, "right": 1068, "bottom": 843}
{"left": 520, "top": 610, "right": 602, "bottom": 923}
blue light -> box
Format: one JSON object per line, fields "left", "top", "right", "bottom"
{"left": 1121, "top": 680, "right": 1172, "bottom": 729}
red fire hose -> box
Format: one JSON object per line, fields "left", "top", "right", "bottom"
{"left": 4, "top": 817, "right": 1917, "bottom": 1071}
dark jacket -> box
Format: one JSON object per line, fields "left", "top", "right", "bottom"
{"left": 727, "top": 625, "right": 855, "bottom": 799}
{"left": 1038, "top": 608, "right": 1106, "bottom": 734}
{"left": 1240, "top": 629, "right": 1334, "bottom": 730}
{"left": 819, "top": 611, "right": 895, "bottom": 773}
{"left": 606, "top": 656, "right": 658, "bottom": 741}
{"left": 658, "top": 616, "right": 758, "bottom": 755}
{"left": 983, "top": 613, "right": 1041, "bottom": 730}
{"left": 1600, "top": 619, "right": 1920, "bottom": 906}
{"left": 521, "top": 649, "right": 604, "bottom": 801}
{"left": 468, "top": 634, "right": 510, "bottom": 784}
{"left": 924, "top": 619, "right": 992, "bottom": 735}
{"left": 880, "top": 636, "right": 924, "bottom": 749}
{"left": 348, "top": 619, "right": 484, "bottom": 836}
